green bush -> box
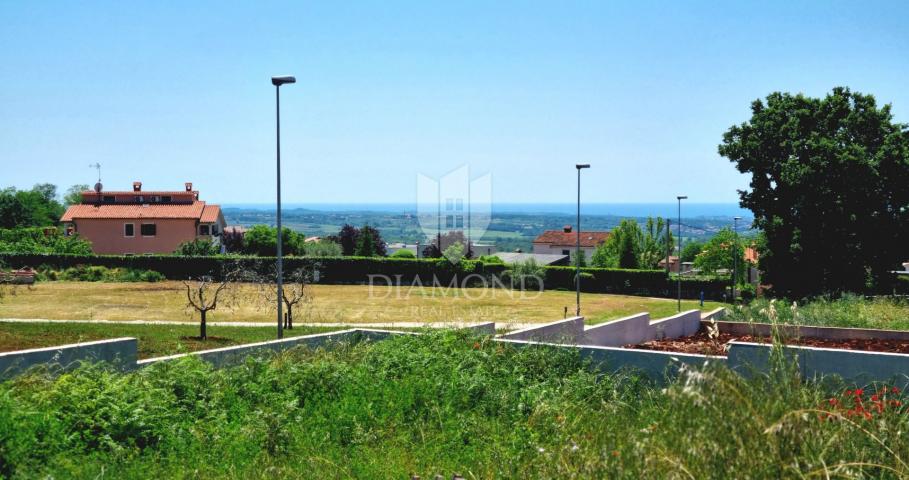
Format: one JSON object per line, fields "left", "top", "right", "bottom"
{"left": 0, "top": 227, "right": 92, "bottom": 254}
{"left": 389, "top": 249, "right": 416, "bottom": 258}
{"left": 175, "top": 239, "right": 219, "bottom": 256}
{"left": 36, "top": 265, "right": 163, "bottom": 283}
{"left": 478, "top": 254, "right": 503, "bottom": 264}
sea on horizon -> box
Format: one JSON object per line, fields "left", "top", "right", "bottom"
{"left": 223, "top": 202, "right": 752, "bottom": 219}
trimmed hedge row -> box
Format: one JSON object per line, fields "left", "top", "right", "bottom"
{"left": 0, "top": 253, "right": 727, "bottom": 299}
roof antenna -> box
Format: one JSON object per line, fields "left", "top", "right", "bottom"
{"left": 89, "top": 163, "right": 102, "bottom": 193}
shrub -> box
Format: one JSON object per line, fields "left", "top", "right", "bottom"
{"left": 38, "top": 265, "right": 163, "bottom": 283}
{"left": 389, "top": 249, "right": 416, "bottom": 258}
{"left": 175, "top": 239, "right": 219, "bottom": 256}
{"left": 0, "top": 227, "right": 92, "bottom": 255}
{"left": 478, "top": 254, "right": 503, "bottom": 264}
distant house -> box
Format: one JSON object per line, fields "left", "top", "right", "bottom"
{"left": 532, "top": 226, "right": 609, "bottom": 262}
{"left": 60, "top": 182, "right": 226, "bottom": 255}
{"left": 658, "top": 256, "right": 694, "bottom": 274}
{"left": 494, "top": 252, "right": 569, "bottom": 266}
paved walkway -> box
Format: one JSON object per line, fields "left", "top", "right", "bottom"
{"left": 0, "top": 318, "right": 540, "bottom": 330}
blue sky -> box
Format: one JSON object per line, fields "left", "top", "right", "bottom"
{"left": 1, "top": 1, "right": 907, "bottom": 205}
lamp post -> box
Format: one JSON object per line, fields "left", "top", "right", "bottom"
{"left": 676, "top": 195, "right": 687, "bottom": 311}
{"left": 272, "top": 75, "right": 296, "bottom": 339}
{"left": 575, "top": 164, "right": 590, "bottom": 316}
{"left": 732, "top": 216, "right": 741, "bottom": 304}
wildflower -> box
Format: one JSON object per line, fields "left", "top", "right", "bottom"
{"left": 828, "top": 398, "right": 838, "bottom": 406}
{"left": 893, "top": 387, "right": 901, "bottom": 394}
{"left": 855, "top": 388, "right": 864, "bottom": 397}
{"left": 611, "top": 450, "right": 620, "bottom": 457}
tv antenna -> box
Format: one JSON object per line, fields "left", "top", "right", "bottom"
{"left": 89, "top": 163, "right": 102, "bottom": 193}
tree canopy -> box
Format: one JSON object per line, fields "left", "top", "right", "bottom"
{"left": 0, "top": 185, "right": 65, "bottom": 228}
{"left": 591, "top": 217, "right": 673, "bottom": 269}
{"left": 719, "top": 87, "right": 909, "bottom": 297}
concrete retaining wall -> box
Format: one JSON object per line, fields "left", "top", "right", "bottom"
{"left": 579, "top": 310, "right": 701, "bottom": 347}
{"left": 498, "top": 316, "right": 584, "bottom": 343}
{"left": 497, "top": 337, "right": 717, "bottom": 383}
{"left": 714, "top": 321, "right": 909, "bottom": 342}
{"left": 650, "top": 310, "right": 702, "bottom": 340}
{"left": 580, "top": 313, "right": 651, "bottom": 347}
{"left": 139, "top": 330, "right": 364, "bottom": 368}
{"left": 701, "top": 307, "right": 726, "bottom": 321}
{"left": 0, "top": 337, "right": 137, "bottom": 379}
{"left": 728, "top": 342, "right": 909, "bottom": 386}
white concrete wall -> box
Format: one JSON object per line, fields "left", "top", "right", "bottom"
{"left": 531, "top": 244, "right": 596, "bottom": 261}
{"left": 0, "top": 337, "right": 137, "bottom": 379}
{"left": 580, "top": 313, "right": 651, "bottom": 347}
{"left": 499, "top": 316, "right": 585, "bottom": 344}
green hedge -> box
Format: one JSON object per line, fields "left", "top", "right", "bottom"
{"left": 0, "top": 252, "right": 729, "bottom": 298}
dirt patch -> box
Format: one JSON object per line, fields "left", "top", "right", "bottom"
{"left": 628, "top": 330, "right": 909, "bottom": 356}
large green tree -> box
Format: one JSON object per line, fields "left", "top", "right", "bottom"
{"left": 719, "top": 87, "right": 909, "bottom": 297}
{"left": 0, "top": 185, "right": 65, "bottom": 228}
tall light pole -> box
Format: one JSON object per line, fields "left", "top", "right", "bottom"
{"left": 732, "top": 216, "right": 741, "bottom": 304}
{"left": 676, "top": 195, "right": 687, "bottom": 311}
{"left": 272, "top": 75, "right": 296, "bottom": 339}
{"left": 575, "top": 164, "right": 590, "bottom": 316}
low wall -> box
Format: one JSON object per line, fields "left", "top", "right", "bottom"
{"left": 497, "top": 337, "right": 717, "bottom": 383}
{"left": 580, "top": 313, "right": 651, "bottom": 347}
{"left": 138, "top": 329, "right": 369, "bottom": 368}
{"left": 650, "top": 310, "right": 702, "bottom": 340}
{"left": 0, "top": 337, "right": 137, "bottom": 379}
{"left": 498, "top": 317, "right": 585, "bottom": 343}
{"left": 727, "top": 342, "right": 909, "bottom": 387}
{"left": 714, "top": 321, "right": 909, "bottom": 342}
{"left": 701, "top": 307, "right": 726, "bottom": 321}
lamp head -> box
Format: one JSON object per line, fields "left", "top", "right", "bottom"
{"left": 271, "top": 75, "right": 296, "bottom": 86}
{"left": 677, "top": 195, "right": 688, "bottom": 200}
{"left": 575, "top": 164, "right": 590, "bottom": 169}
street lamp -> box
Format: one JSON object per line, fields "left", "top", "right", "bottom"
{"left": 575, "top": 164, "right": 590, "bottom": 316}
{"left": 732, "top": 216, "right": 741, "bottom": 304}
{"left": 676, "top": 195, "right": 687, "bottom": 311}
{"left": 272, "top": 75, "right": 296, "bottom": 339}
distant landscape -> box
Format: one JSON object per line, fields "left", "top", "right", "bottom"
{"left": 223, "top": 202, "right": 755, "bottom": 252}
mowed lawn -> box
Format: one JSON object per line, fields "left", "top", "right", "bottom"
{"left": 0, "top": 322, "right": 344, "bottom": 358}
{"left": 0, "top": 281, "right": 719, "bottom": 325}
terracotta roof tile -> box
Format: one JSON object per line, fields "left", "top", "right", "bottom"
{"left": 533, "top": 230, "right": 610, "bottom": 247}
{"left": 200, "top": 204, "right": 221, "bottom": 223}
{"left": 61, "top": 201, "right": 207, "bottom": 221}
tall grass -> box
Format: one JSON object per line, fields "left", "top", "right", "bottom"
{"left": 1, "top": 331, "right": 907, "bottom": 478}
{"left": 727, "top": 294, "right": 909, "bottom": 330}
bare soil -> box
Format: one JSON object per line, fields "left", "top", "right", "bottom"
{"left": 628, "top": 330, "right": 909, "bottom": 356}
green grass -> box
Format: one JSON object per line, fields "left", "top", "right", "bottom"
{"left": 0, "top": 322, "right": 344, "bottom": 359}
{"left": 1, "top": 330, "right": 907, "bottom": 478}
{"left": 726, "top": 294, "right": 909, "bottom": 330}
{"left": 0, "top": 281, "right": 720, "bottom": 326}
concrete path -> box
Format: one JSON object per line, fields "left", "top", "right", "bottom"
{"left": 0, "top": 318, "right": 538, "bottom": 330}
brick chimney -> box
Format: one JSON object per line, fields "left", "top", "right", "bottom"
{"left": 185, "top": 182, "right": 193, "bottom": 192}
{"left": 132, "top": 181, "right": 142, "bottom": 192}
{"left": 563, "top": 225, "right": 572, "bottom": 233}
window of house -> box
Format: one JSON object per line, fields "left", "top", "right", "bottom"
{"left": 199, "top": 224, "right": 210, "bottom": 235}
{"left": 211, "top": 224, "right": 219, "bottom": 235}
{"left": 124, "top": 223, "right": 135, "bottom": 237}
{"left": 162, "top": 196, "right": 172, "bottom": 203}
{"left": 140, "top": 224, "right": 156, "bottom": 236}
{"left": 152, "top": 196, "right": 161, "bottom": 202}
{"left": 135, "top": 195, "right": 145, "bottom": 203}
{"left": 562, "top": 249, "right": 570, "bottom": 256}
{"left": 103, "top": 195, "right": 115, "bottom": 203}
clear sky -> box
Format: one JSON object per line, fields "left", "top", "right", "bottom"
{"left": 1, "top": 1, "right": 907, "bottom": 205}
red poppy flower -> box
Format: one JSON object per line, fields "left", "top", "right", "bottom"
{"left": 855, "top": 388, "right": 864, "bottom": 396}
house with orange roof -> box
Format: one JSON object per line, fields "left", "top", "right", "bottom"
{"left": 532, "top": 225, "right": 610, "bottom": 262}
{"left": 61, "top": 182, "right": 226, "bottom": 254}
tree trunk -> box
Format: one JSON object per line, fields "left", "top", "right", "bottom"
{"left": 200, "top": 310, "right": 207, "bottom": 339}
{"left": 287, "top": 304, "right": 293, "bottom": 329}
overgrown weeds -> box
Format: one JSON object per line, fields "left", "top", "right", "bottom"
{"left": 1, "top": 331, "right": 907, "bottom": 478}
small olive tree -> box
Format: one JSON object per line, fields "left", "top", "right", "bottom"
{"left": 257, "top": 267, "right": 314, "bottom": 330}
{"left": 183, "top": 269, "right": 241, "bottom": 340}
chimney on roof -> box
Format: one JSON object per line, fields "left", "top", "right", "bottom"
{"left": 563, "top": 225, "right": 572, "bottom": 233}
{"left": 133, "top": 181, "right": 142, "bottom": 192}
{"left": 185, "top": 182, "right": 193, "bottom": 192}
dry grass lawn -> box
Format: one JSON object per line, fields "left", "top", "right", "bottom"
{"left": 0, "top": 281, "right": 720, "bottom": 325}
